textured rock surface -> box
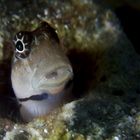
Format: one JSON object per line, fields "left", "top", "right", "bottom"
{"left": 0, "top": 0, "right": 140, "bottom": 140}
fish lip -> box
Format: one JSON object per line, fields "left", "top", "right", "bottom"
{"left": 18, "top": 93, "right": 49, "bottom": 102}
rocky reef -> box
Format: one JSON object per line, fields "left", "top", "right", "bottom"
{"left": 0, "top": 0, "right": 140, "bottom": 139}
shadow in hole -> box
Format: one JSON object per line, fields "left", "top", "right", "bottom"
{"left": 67, "top": 48, "right": 99, "bottom": 98}
{"left": 0, "top": 62, "right": 21, "bottom": 122}
{"left": 0, "top": 41, "right": 14, "bottom": 98}
{"left": 115, "top": 5, "right": 140, "bottom": 54}
{"left": 0, "top": 41, "right": 21, "bottom": 122}
{"left": 0, "top": 95, "right": 21, "bottom": 122}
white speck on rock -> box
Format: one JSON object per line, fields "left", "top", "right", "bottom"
{"left": 12, "top": 14, "right": 20, "bottom": 20}
{"left": 19, "top": 130, "right": 24, "bottom": 133}
{"left": 0, "top": 35, "right": 3, "bottom": 46}
{"left": 114, "top": 136, "right": 120, "bottom": 140}
{"left": 13, "top": 125, "right": 18, "bottom": 130}
{"left": 127, "top": 116, "right": 133, "bottom": 123}
{"left": 0, "top": 35, "right": 3, "bottom": 60}
{"left": 44, "top": 9, "right": 48, "bottom": 16}
{"left": 43, "top": 128, "right": 48, "bottom": 134}
{"left": 87, "top": 135, "right": 93, "bottom": 140}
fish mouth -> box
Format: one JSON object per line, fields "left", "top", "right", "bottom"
{"left": 38, "top": 65, "right": 73, "bottom": 95}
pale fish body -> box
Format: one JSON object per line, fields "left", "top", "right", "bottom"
{"left": 11, "top": 22, "right": 73, "bottom": 122}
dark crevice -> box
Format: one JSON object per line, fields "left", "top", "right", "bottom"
{"left": 115, "top": 5, "right": 140, "bottom": 54}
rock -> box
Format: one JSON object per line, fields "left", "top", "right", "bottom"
{"left": 0, "top": 118, "right": 14, "bottom": 139}
{"left": 105, "top": 0, "right": 140, "bottom": 11}
{"left": 0, "top": 0, "right": 140, "bottom": 140}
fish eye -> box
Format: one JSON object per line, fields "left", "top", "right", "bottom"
{"left": 13, "top": 31, "right": 33, "bottom": 59}
{"left": 13, "top": 32, "right": 27, "bottom": 53}
{"left": 16, "top": 40, "right": 25, "bottom": 52}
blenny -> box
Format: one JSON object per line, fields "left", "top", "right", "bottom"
{"left": 11, "top": 22, "right": 73, "bottom": 122}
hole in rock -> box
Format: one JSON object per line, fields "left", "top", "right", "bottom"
{"left": 112, "top": 89, "right": 125, "bottom": 96}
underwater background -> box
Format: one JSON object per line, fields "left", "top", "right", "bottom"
{"left": 0, "top": 0, "right": 140, "bottom": 139}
